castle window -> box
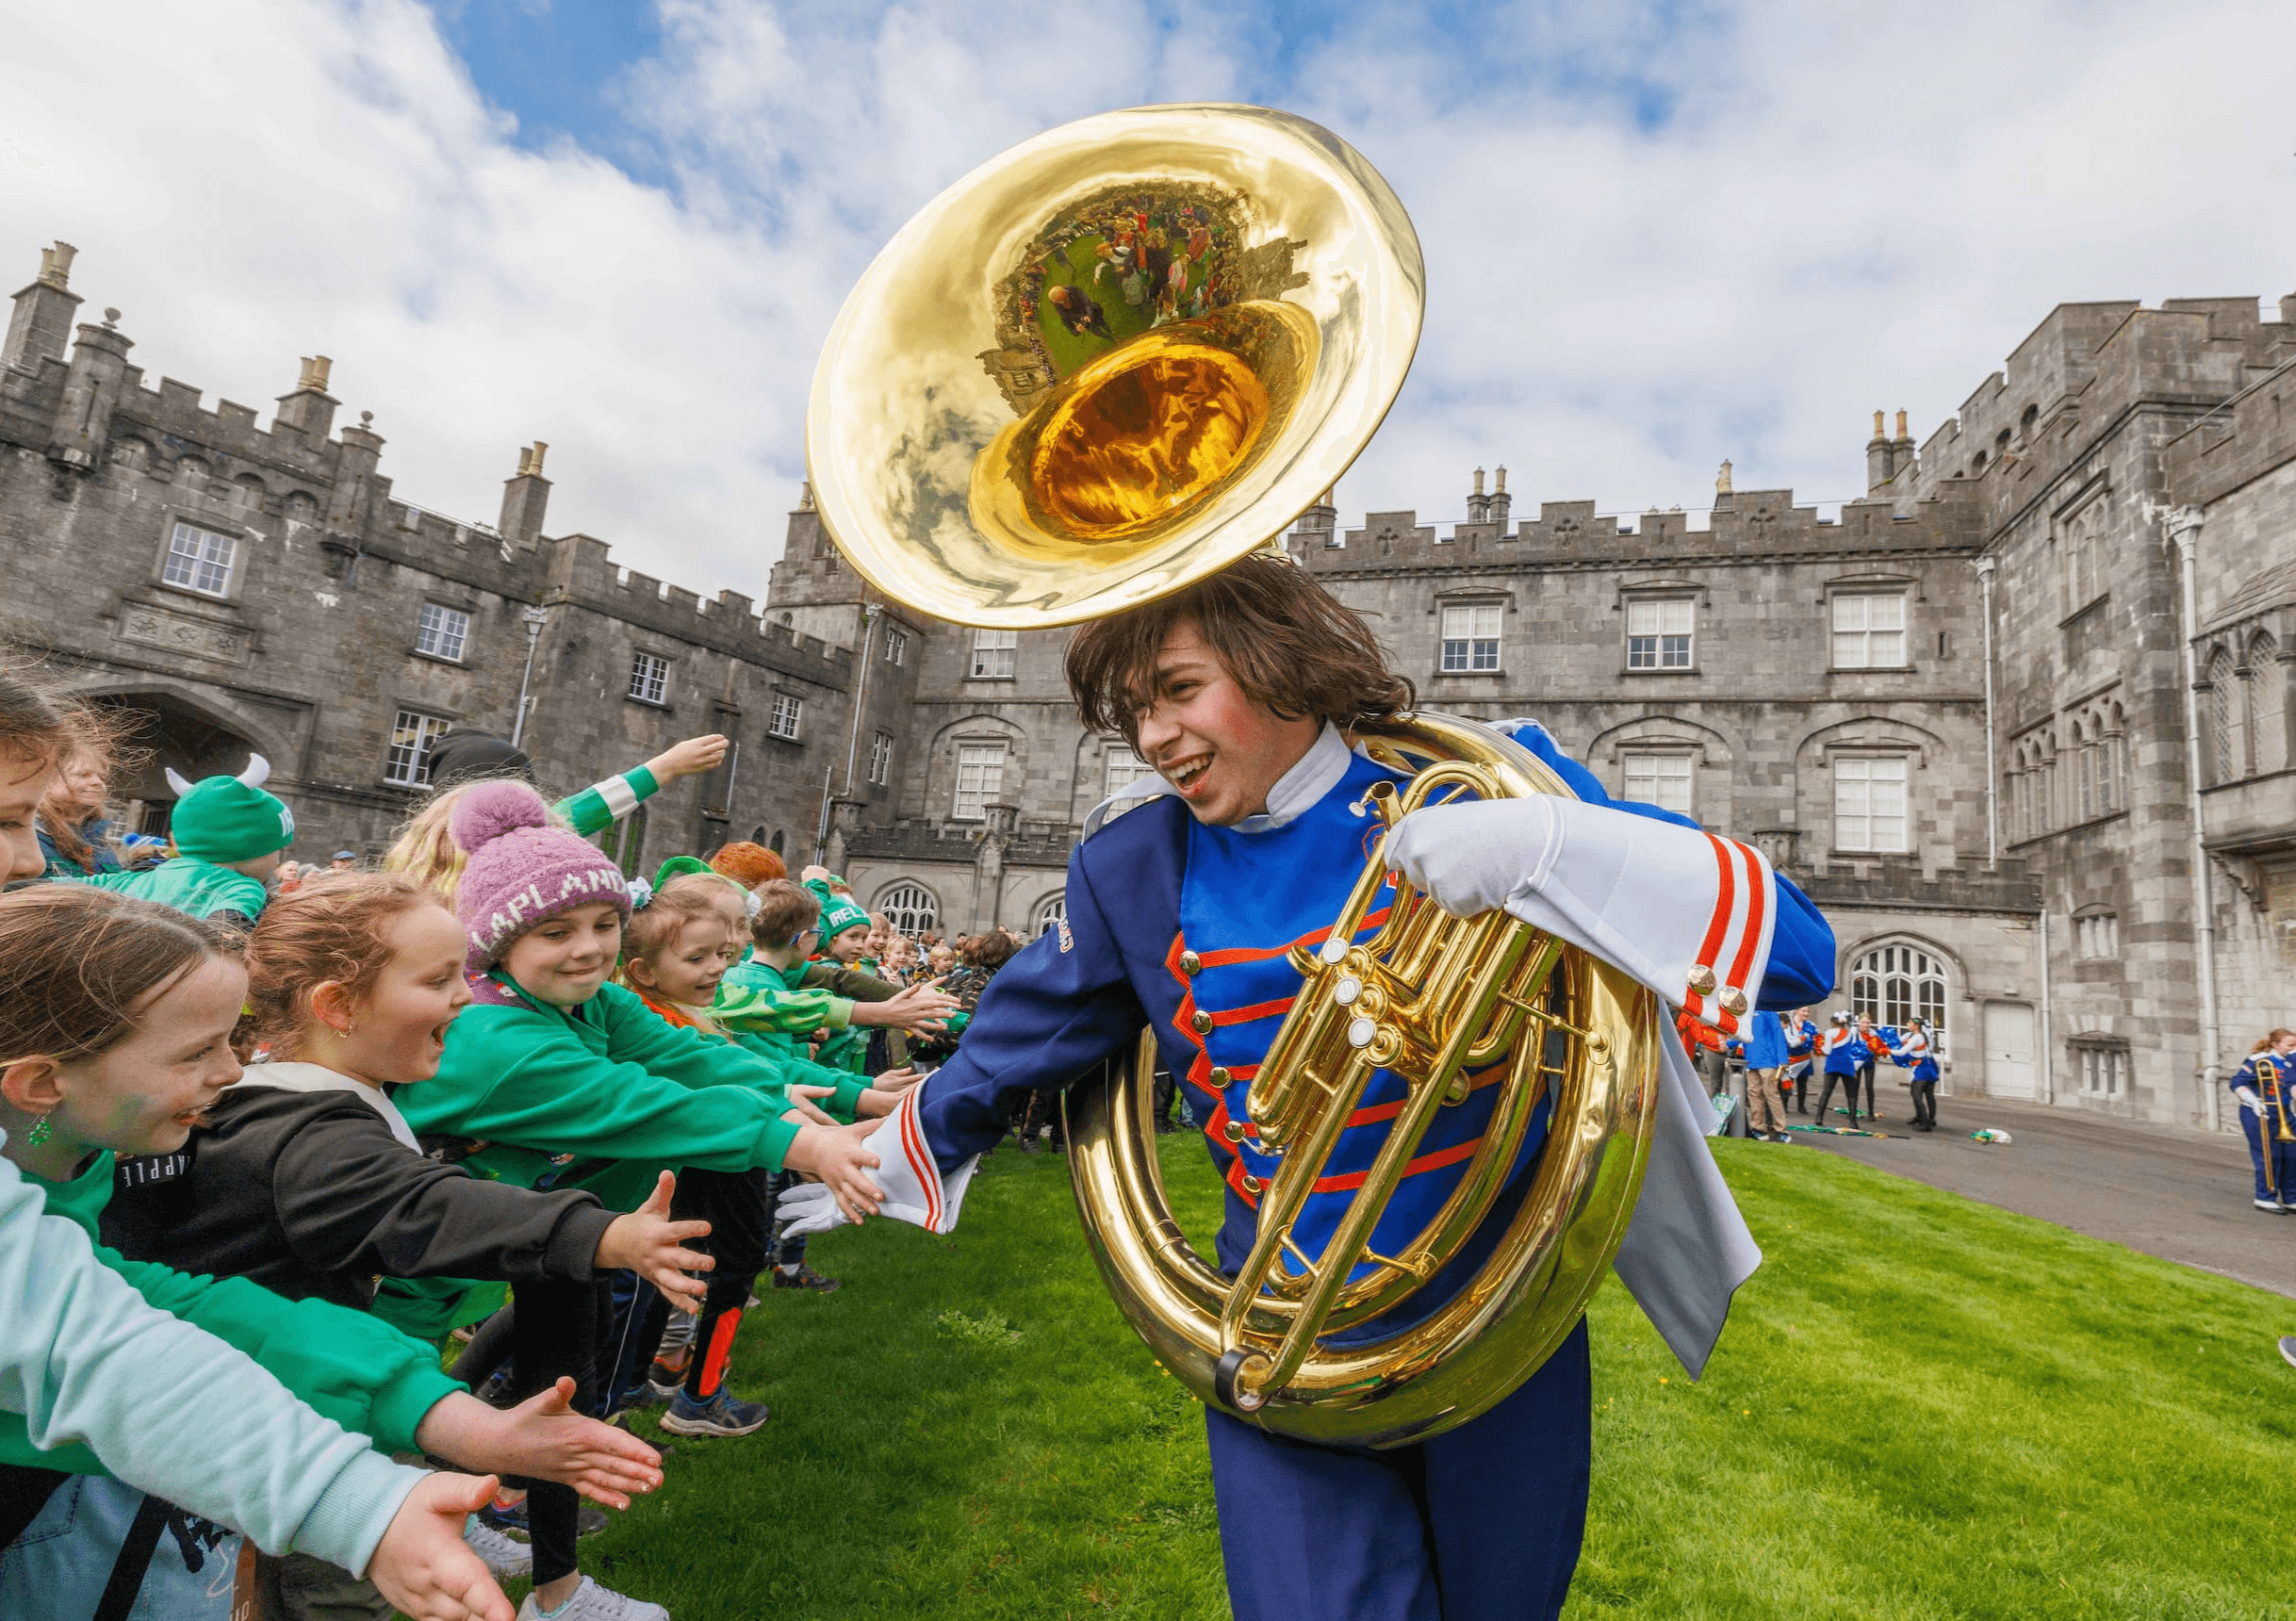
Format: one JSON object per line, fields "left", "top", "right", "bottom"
{"left": 1831, "top": 593, "right": 1907, "bottom": 668}
{"left": 415, "top": 602, "right": 469, "bottom": 663}
{"left": 952, "top": 744, "right": 1006, "bottom": 821}
{"left": 868, "top": 729, "right": 894, "bottom": 785}
{"left": 383, "top": 710, "right": 450, "bottom": 787}
{"left": 1033, "top": 892, "right": 1068, "bottom": 936}
{"left": 2075, "top": 910, "right": 2120, "bottom": 958}
{"left": 767, "top": 692, "right": 804, "bottom": 741}
{"left": 970, "top": 629, "right": 1018, "bottom": 680}
{"left": 1622, "top": 751, "right": 1694, "bottom": 816}
{"left": 885, "top": 629, "right": 910, "bottom": 666}
{"left": 1626, "top": 598, "right": 1694, "bottom": 671}
{"left": 161, "top": 521, "right": 237, "bottom": 598}
{"left": 877, "top": 881, "right": 938, "bottom": 935}
{"left": 628, "top": 651, "right": 670, "bottom": 706}
{"left": 2071, "top": 1038, "right": 2127, "bottom": 1098}
{"left": 1833, "top": 756, "right": 1909, "bottom": 853}
{"left": 1439, "top": 603, "right": 1502, "bottom": 673}
{"left": 1850, "top": 943, "right": 1948, "bottom": 1056}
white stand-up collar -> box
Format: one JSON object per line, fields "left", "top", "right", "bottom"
{"left": 1080, "top": 722, "right": 1354, "bottom": 838}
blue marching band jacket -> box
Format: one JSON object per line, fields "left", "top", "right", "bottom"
{"left": 2232, "top": 1052, "right": 2292, "bottom": 1123}
{"left": 837, "top": 720, "right": 1837, "bottom": 1377}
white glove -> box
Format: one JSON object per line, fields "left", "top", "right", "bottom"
{"left": 2236, "top": 1086, "right": 2264, "bottom": 1113}
{"left": 1383, "top": 799, "right": 1560, "bottom": 919}
{"left": 776, "top": 1181, "right": 851, "bottom": 1238}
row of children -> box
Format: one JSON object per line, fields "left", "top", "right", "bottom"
{"left": 0, "top": 696, "right": 964, "bottom": 1621}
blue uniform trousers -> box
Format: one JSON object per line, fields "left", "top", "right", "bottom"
{"left": 1205, "top": 1317, "right": 1591, "bottom": 1621}
{"left": 2239, "top": 1106, "right": 2296, "bottom": 1204}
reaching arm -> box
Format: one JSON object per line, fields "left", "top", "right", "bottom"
{"left": 0, "top": 1151, "right": 428, "bottom": 1576}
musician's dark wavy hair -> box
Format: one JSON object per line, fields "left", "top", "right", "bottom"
{"left": 1065, "top": 553, "right": 1413, "bottom": 746}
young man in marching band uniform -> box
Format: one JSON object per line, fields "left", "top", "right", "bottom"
{"left": 786, "top": 557, "right": 1836, "bottom": 1620}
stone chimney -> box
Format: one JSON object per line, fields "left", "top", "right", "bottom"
{"left": 499, "top": 441, "right": 551, "bottom": 549}
{"left": 47, "top": 306, "right": 133, "bottom": 469}
{"left": 1866, "top": 409, "right": 1894, "bottom": 491}
{"left": 1466, "top": 466, "right": 1490, "bottom": 524}
{"left": 1288, "top": 484, "right": 1338, "bottom": 550}
{"left": 1715, "top": 459, "right": 1734, "bottom": 499}
{"left": 5, "top": 241, "right": 83, "bottom": 373}
{"left": 1487, "top": 464, "right": 1511, "bottom": 529}
{"left": 273, "top": 355, "right": 338, "bottom": 444}
{"left": 1890, "top": 409, "right": 1915, "bottom": 483}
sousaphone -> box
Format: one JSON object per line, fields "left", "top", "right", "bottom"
{"left": 808, "top": 105, "right": 1662, "bottom": 1448}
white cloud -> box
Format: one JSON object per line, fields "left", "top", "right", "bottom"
{"left": 2, "top": 0, "right": 2292, "bottom": 608}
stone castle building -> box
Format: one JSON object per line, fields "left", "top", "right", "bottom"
{"left": 3, "top": 240, "right": 2288, "bottom": 1128}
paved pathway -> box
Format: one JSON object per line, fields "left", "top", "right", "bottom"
{"left": 1770, "top": 1091, "right": 2296, "bottom": 1299}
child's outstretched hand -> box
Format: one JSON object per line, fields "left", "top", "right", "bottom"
{"left": 486, "top": 1378, "right": 664, "bottom": 1507}
{"left": 368, "top": 1472, "right": 513, "bottom": 1621}
{"left": 880, "top": 979, "right": 960, "bottom": 1033}
{"left": 872, "top": 1066, "right": 924, "bottom": 1095}
{"left": 645, "top": 733, "right": 729, "bottom": 784}
{"left": 596, "top": 1171, "right": 713, "bottom": 1311}
{"left": 784, "top": 1116, "right": 886, "bottom": 1223}
{"left": 783, "top": 1083, "right": 843, "bottom": 1129}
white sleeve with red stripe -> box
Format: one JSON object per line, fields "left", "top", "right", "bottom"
{"left": 1386, "top": 797, "right": 1780, "bottom": 1036}
{"left": 867, "top": 1084, "right": 979, "bottom": 1235}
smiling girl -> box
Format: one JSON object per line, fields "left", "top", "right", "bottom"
{"left": 0, "top": 886, "right": 659, "bottom": 1617}
{"left": 101, "top": 875, "right": 710, "bottom": 1617}
{"left": 371, "top": 784, "right": 885, "bottom": 1619}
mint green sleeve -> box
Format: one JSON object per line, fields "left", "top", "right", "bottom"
{"left": 554, "top": 764, "right": 661, "bottom": 838}
{"left": 88, "top": 1245, "right": 461, "bottom": 1456}
{"left": 413, "top": 999, "right": 801, "bottom": 1175}
{"left": 710, "top": 982, "right": 852, "bottom": 1035}
{"left": 0, "top": 1154, "right": 424, "bottom": 1571}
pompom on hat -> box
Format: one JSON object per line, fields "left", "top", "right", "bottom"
{"left": 451, "top": 780, "right": 632, "bottom": 973}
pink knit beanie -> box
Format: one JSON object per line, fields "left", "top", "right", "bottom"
{"left": 451, "top": 781, "right": 632, "bottom": 972}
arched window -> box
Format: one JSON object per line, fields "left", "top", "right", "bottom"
{"left": 1032, "top": 892, "right": 1067, "bottom": 936}
{"left": 2250, "top": 633, "right": 2287, "bottom": 776}
{"left": 2020, "top": 403, "right": 2039, "bottom": 439}
{"left": 2206, "top": 649, "right": 2239, "bottom": 783}
{"left": 768, "top": 828, "right": 785, "bottom": 854}
{"left": 877, "top": 881, "right": 938, "bottom": 936}
{"left": 1850, "top": 943, "right": 1949, "bottom": 1058}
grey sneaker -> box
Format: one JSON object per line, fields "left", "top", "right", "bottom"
{"left": 659, "top": 1387, "right": 771, "bottom": 1437}
{"left": 515, "top": 1575, "right": 668, "bottom": 1620}
{"left": 463, "top": 1515, "right": 533, "bottom": 1580}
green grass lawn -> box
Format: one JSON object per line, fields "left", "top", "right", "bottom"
{"left": 525, "top": 1136, "right": 2281, "bottom": 1619}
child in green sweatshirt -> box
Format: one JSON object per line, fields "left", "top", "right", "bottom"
{"left": 0, "top": 886, "right": 664, "bottom": 1617}
{"left": 79, "top": 754, "right": 295, "bottom": 927}
{"left": 375, "top": 783, "right": 882, "bottom": 1619}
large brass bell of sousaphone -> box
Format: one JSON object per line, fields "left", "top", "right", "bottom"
{"left": 805, "top": 103, "right": 1423, "bottom": 625}
{"left": 806, "top": 105, "right": 1663, "bottom": 1449}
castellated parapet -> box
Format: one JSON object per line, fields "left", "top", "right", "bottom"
{"left": 0, "top": 241, "right": 861, "bottom": 864}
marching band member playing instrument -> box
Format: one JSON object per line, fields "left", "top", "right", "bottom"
{"left": 1891, "top": 1016, "right": 1942, "bottom": 1134}
{"left": 2232, "top": 1029, "right": 2296, "bottom": 1213}
{"left": 783, "top": 558, "right": 1835, "bottom": 1620}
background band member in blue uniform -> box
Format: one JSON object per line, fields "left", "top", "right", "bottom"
{"left": 1892, "top": 1016, "right": 1941, "bottom": 1133}
{"left": 2231, "top": 1029, "right": 2296, "bottom": 1213}
{"left": 784, "top": 557, "right": 1835, "bottom": 1621}
{"left": 1784, "top": 1008, "right": 1818, "bottom": 1114}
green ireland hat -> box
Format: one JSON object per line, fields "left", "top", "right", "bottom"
{"left": 812, "top": 883, "right": 870, "bottom": 941}
{"left": 164, "top": 756, "right": 295, "bottom": 862}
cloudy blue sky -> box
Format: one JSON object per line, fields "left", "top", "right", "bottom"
{"left": 5, "top": 1, "right": 2294, "bottom": 601}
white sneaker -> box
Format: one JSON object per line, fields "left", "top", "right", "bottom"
{"left": 463, "top": 1515, "right": 533, "bottom": 1580}
{"left": 515, "top": 1575, "right": 669, "bottom": 1620}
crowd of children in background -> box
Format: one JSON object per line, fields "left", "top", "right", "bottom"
{"left": 0, "top": 674, "right": 1074, "bottom": 1621}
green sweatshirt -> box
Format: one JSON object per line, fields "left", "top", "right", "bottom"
{"left": 556, "top": 765, "right": 659, "bottom": 839}
{"left": 377, "top": 975, "right": 805, "bottom": 1338}
{"left": 79, "top": 856, "right": 269, "bottom": 923}
{"left": 3, "top": 1150, "right": 459, "bottom": 1477}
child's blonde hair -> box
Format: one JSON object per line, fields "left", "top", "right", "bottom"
{"left": 384, "top": 777, "right": 566, "bottom": 903}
